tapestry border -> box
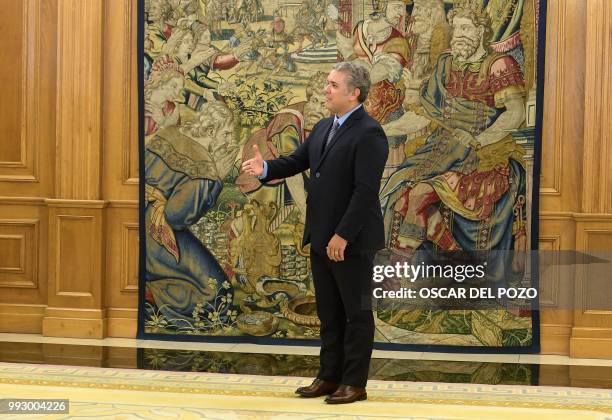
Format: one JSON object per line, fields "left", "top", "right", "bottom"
{"left": 137, "top": 0, "right": 547, "bottom": 354}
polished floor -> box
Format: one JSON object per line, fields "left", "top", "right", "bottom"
{"left": 1, "top": 333, "right": 611, "bottom": 390}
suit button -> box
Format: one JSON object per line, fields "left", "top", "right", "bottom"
{"left": 315, "top": 172, "right": 320, "bottom": 178}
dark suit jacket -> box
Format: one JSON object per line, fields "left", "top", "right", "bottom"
{"left": 262, "top": 106, "right": 389, "bottom": 255}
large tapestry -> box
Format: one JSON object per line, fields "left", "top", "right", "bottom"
{"left": 139, "top": 0, "right": 545, "bottom": 351}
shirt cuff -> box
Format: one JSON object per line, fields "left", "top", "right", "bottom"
{"left": 257, "top": 161, "right": 268, "bottom": 180}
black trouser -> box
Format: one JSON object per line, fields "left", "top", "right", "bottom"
{"left": 310, "top": 250, "right": 375, "bottom": 387}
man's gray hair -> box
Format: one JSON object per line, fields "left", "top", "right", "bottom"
{"left": 332, "top": 61, "right": 371, "bottom": 103}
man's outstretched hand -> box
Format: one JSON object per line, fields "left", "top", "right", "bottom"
{"left": 241, "top": 145, "right": 264, "bottom": 177}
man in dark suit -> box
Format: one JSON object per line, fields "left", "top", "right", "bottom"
{"left": 241, "top": 62, "right": 388, "bottom": 404}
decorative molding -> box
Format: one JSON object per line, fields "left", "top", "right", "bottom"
{"left": 42, "top": 307, "right": 106, "bottom": 339}
{"left": 538, "top": 235, "right": 560, "bottom": 307}
{"left": 540, "top": 0, "right": 565, "bottom": 196}
{"left": 55, "top": 0, "right": 104, "bottom": 199}
{"left": 0, "top": 235, "right": 25, "bottom": 273}
{"left": 540, "top": 212, "right": 612, "bottom": 221}
{"left": 572, "top": 213, "right": 612, "bottom": 221}
{"left": 0, "top": 0, "right": 40, "bottom": 182}
{"left": 582, "top": 0, "right": 612, "bottom": 213}
{"left": 540, "top": 323, "right": 571, "bottom": 355}
{"left": 45, "top": 199, "right": 107, "bottom": 209}
{"left": 120, "top": 222, "right": 139, "bottom": 293}
{"left": 107, "top": 200, "right": 138, "bottom": 208}
{"left": 103, "top": 0, "right": 139, "bottom": 195}
{"left": 107, "top": 307, "right": 137, "bottom": 338}
{"left": 44, "top": 307, "right": 106, "bottom": 319}
{"left": 0, "top": 303, "right": 45, "bottom": 334}
{"left": 539, "top": 212, "right": 575, "bottom": 220}
{"left": 121, "top": 0, "right": 139, "bottom": 185}
{"left": 572, "top": 220, "right": 612, "bottom": 347}
{"left": 55, "top": 215, "right": 95, "bottom": 297}
{"left": 0, "top": 197, "right": 46, "bottom": 205}
{"left": 0, "top": 219, "right": 39, "bottom": 288}
{"left": 578, "top": 228, "right": 612, "bottom": 315}
{"left": 107, "top": 307, "right": 137, "bottom": 318}
{"left": 570, "top": 332, "right": 612, "bottom": 358}
{"left": 581, "top": 310, "right": 612, "bottom": 316}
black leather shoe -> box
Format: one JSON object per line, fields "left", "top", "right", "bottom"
{"left": 295, "top": 378, "right": 339, "bottom": 398}
{"left": 324, "top": 385, "right": 367, "bottom": 404}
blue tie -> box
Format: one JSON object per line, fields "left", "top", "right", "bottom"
{"left": 324, "top": 119, "right": 339, "bottom": 152}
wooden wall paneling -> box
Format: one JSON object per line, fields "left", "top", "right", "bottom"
{"left": 0, "top": 303, "right": 45, "bottom": 334}
{"left": 103, "top": 0, "right": 139, "bottom": 200}
{"left": 102, "top": 0, "right": 139, "bottom": 338}
{"left": 570, "top": 217, "right": 612, "bottom": 358}
{"left": 538, "top": 215, "right": 576, "bottom": 354}
{"left": 0, "top": 199, "right": 47, "bottom": 333}
{"left": 43, "top": 0, "right": 107, "bottom": 339}
{"left": 582, "top": 0, "right": 612, "bottom": 214}
{"left": 539, "top": 0, "right": 585, "bottom": 210}
{"left": 54, "top": 0, "right": 104, "bottom": 200}
{"left": 539, "top": 0, "right": 562, "bottom": 198}
{"left": 0, "top": 0, "right": 57, "bottom": 333}
{"left": 0, "top": 0, "right": 25, "bottom": 165}
{"left": 537, "top": 0, "right": 586, "bottom": 354}
{"left": 567, "top": 0, "right": 612, "bottom": 359}
{"left": 43, "top": 200, "right": 107, "bottom": 338}
{"left": 105, "top": 203, "right": 139, "bottom": 338}
{"left": 0, "top": 0, "right": 56, "bottom": 197}
{"left": 0, "top": 218, "right": 39, "bottom": 288}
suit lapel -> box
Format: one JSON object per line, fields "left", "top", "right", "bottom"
{"left": 315, "top": 118, "right": 334, "bottom": 164}
{"left": 315, "top": 107, "right": 365, "bottom": 172}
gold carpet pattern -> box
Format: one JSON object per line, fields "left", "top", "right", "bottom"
{"left": 0, "top": 362, "right": 610, "bottom": 419}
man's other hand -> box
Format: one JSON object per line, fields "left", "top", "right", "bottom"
{"left": 241, "top": 145, "right": 264, "bottom": 177}
{"left": 326, "top": 234, "right": 348, "bottom": 262}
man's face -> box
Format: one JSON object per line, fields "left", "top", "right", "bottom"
{"left": 149, "top": 1, "right": 167, "bottom": 23}
{"left": 210, "top": 124, "right": 235, "bottom": 155}
{"left": 450, "top": 16, "right": 482, "bottom": 61}
{"left": 324, "top": 70, "right": 359, "bottom": 115}
{"left": 216, "top": 124, "right": 234, "bottom": 146}
{"left": 386, "top": 1, "right": 406, "bottom": 27}
{"left": 192, "top": 123, "right": 235, "bottom": 157}
{"left": 411, "top": 2, "right": 431, "bottom": 34}
{"left": 304, "top": 89, "right": 328, "bottom": 129}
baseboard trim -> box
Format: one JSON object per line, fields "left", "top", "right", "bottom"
{"left": 0, "top": 304, "right": 45, "bottom": 333}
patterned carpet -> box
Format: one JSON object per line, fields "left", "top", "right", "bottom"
{"left": 0, "top": 362, "right": 610, "bottom": 419}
